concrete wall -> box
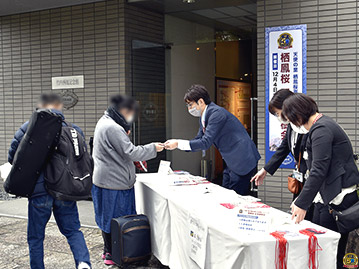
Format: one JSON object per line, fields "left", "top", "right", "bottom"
{"left": 165, "top": 15, "right": 215, "bottom": 175}
{"left": 0, "top": 0, "right": 163, "bottom": 163}
{"left": 257, "top": 0, "right": 359, "bottom": 210}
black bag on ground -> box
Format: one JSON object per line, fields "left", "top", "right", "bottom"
{"left": 4, "top": 109, "right": 62, "bottom": 197}
{"left": 44, "top": 122, "right": 93, "bottom": 201}
{"left": 111, "top": 214, "right": 152, "bottom": 266}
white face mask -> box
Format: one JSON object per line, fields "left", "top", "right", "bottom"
{"left": 189, "top": 107, "right": 201, "bottom": 117}
{"left": 126, "top": 115, "right": 134, "bottom": 123}
{"left": 290, "top": 123, "right": 309, "bottom": 134}
{"left": 276, "top": 116, "right": 289, "bottom": 125}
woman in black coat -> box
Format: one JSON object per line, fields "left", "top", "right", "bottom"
{"left": 283, "top": 93, "right": 359, "bottom": 269}
{"left": 252, "top": 89, "right": 309, "bottom": 202}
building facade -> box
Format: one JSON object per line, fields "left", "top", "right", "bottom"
{"left": 0, "top": 0, "right": 357, "bottom": 211}
{"left": 257, "top": 0, "right": 359, "bottom": 210}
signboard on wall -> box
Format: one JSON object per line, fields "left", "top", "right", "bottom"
{"left": 265, "top": 24, "right": 307, "bottom": 169}
{"left": 52, "top": 75, "right": 84, "bottom": 89}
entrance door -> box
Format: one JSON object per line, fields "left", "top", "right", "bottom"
{"left": 131, "top": 40, "right": 166, "bottom": 172}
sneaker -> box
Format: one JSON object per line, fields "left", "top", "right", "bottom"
{"left": 102, "top": 253, "right": 106, "bottom": 260}
{"left": 78, "top": 262, "right": 91, "bottom": 269}
{"left": 104, "top": 253, "right": 115, "bottom": 266}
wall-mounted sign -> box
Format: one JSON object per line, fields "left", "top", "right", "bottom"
{"left": 60, "top": 89, "right": 79, "bottom": 110}
{"left": 143, "top": 102, "right": 158, "bottom": 122}
{"left": 52, "top": 75, "right": 84, "bottom": 90}
{"left": 265, "top": 24, "right": 307, "bottom": 169}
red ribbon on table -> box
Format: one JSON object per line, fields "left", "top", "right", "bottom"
{"left": 299, "top": 229, "right": 323, "bottom": 269}
{"left": 270, "top": 231, "right": 288, "bottom": 269}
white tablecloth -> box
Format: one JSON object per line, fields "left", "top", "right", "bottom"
{"left": 135, "top": 173, "right": 340, "bottom": 269}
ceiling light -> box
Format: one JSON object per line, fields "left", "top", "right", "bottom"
{"left": 183, "top": 0, "right": 196, "bottom": 3}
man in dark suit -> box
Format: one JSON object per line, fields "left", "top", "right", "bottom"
{"left": 164, "top": 84, "right": 261, "bottom": 195}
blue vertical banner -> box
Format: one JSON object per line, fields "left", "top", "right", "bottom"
{"left": 265, "top": 24, "right": 307, "bottom": 169}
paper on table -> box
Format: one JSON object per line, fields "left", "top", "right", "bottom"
{"left": 158, "top": 160, "right": 172, "bottom": 175}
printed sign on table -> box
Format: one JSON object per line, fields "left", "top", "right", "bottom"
{"left": 265, "top": 24, "right": 307, "bottom": 169}
{"left": 237, "top": 203, "right": 271, "bottom": 233}
{"left": 188, "top": 214, "right": 208, "bottom": 269}
{"left": 158, "top": 160, "right": 172, "bottom": 175}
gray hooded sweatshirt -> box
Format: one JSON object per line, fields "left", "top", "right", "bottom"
{"left": 93, "top": 113, "right": 157, "bottom": 190}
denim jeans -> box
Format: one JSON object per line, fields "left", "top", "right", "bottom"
{"left": 27, "top": 194, "right": 91, "bottom": 269}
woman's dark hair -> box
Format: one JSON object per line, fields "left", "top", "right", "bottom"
{"left": 282, "top": 93, "right": 319, "bottom": 126}
{"left": 268, "top": 89, "right": 294, "bottom": 115}
{"left": 184, "top": 84, "right": 211, "bottom": 105}
{"left": 110, "top": 94, "right": 138, "bottom": 112}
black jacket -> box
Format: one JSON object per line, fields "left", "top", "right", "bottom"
{"left": 8, "top": 110, "right": 84, "bottom": 198}
{"left": 295, "top": 115, "right": 359, "bottom": 210}
{"left": 264, "top": 124, "right": 308, "bottom": 176}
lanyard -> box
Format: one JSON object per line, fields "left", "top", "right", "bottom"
{"left": 312, "top": 113, "right": 323, "bottom": 125}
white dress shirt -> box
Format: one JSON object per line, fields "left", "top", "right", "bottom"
{"left": 313, "top": 185, "right": 357, "bottom": 205}
{"left": 177, "top": 105, "right": 208, "bottom": 151}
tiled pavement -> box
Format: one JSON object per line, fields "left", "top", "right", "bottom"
{"left": 0, "top": 216, "right": 168, "bottom": 269}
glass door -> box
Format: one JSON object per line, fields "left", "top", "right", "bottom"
{"left": 131, "top": 40, "right": 166, "bottom": 172}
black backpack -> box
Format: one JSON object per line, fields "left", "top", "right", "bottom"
{"left": 44, "top": 122, "right": 94, "bottom": 201}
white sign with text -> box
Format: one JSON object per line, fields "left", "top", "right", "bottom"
{"left": 52, "top": 75, "right": 84, "bottom": 89}
{"left": 188, "top": 214, "right": 208, "bottom": 269}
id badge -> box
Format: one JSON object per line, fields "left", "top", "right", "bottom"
{"left": 292, "top": 170, "right": 303, "bottom": 183}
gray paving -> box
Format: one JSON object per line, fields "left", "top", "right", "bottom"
{"left": 0, "top": 198, "right": 97, "bottom": 228}
{"left": 0, "top": 216, "right": 167, "bottom": 269}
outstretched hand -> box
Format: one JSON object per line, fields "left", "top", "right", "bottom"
{"left": 154, "top": 143, "right": 165, "bottom": 152}
{"left": 291, "top": 202, "right": 306, "bottom": 224}
{"left": 250, "top": 168, "right": 267, "bottom": 186}
{"left": 164, "top": 140, "right": 178, "bottom": 150}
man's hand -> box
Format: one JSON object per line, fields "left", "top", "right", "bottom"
{"left": 154, "top": 143, "right": 165, "bottom": 152}
{"left": 291, "top": 202, "right": 307, "bottom": 224}
{"left": 164, "top": 140, "right": 178, "bottom": 150}
{"left": 250, "top": 168, "right": 267, "bottom": 186}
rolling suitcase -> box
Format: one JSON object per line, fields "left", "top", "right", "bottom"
{"left": 4, "top": 109, "right": 62, "bottom": 197}
{"left": 111, "top": 214, "right": 152, "bottom": 266}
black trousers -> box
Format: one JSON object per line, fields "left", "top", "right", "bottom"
{"left": 102, "top": 230, "right": 112, "bottom": 254}
{"left": 222, "top": 167, "right": 256, "bottom": 195}
{"left": 312, "top": 191, "right": 359, "bottom": 269}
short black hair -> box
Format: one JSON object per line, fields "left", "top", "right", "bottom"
{"left": 38, "top": 92, "right": 63, "bottom": 106}
{"left": 282, "top": 93, "right": 319, "bottom": 126}
{"left": 268, "top": 89, "right": 294, "bottom": 115}
{"left": 184, "top": 84, "right": 211, "bottom": 105}
{"left": 110, "top": 94, "right": 138, "bottom": 112}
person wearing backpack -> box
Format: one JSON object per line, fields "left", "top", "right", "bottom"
{"left": 8, "top": 93, "right": 91, "bottom": 269}
{"left": 92, "top": 95, "right": 164, "bottom": 266}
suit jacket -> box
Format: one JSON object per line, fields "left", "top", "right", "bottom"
{"left": 264, "top": 124, "right": 308, "bottom": 176}
{"left": 295, "top": 115, "right": 359, "bottom": 210}
{"left": 189, "top": 102, "right": 261, "bottom": 175}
